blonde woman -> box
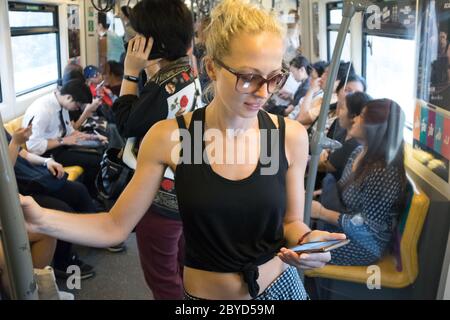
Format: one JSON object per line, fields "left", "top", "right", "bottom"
{"left": 21, "top": 0, "right": 345, "bottom": 300}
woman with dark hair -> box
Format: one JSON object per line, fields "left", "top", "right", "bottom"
{"left": 267, "top": 54, "right": 311, "bottom": 116}
{"left": 297, "top": 61, "right": 354, "bottom": 129}
{"left": 111, "top": 0, "right": 201, "bottom": 299}
{"left": 311, "top": 60, "right": 328, "bottom": 79}
{"left": 311, "top": 99, "right": 407, "bottom": 265}
{"left": 318, "top": 75, "right": 369, "bottom": 180}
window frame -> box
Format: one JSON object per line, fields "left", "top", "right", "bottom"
{"left": 361, "top": 2, "right": 416, "bottom": 130}
{"left": 326, "top": 1, "right": 350, "bottom": 61}
{"left": 9, "top": 1, "right": 61, "bottom": 97}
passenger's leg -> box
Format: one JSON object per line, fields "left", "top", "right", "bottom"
{"left": 135, "top": 209, "right": 184, "bottom": 300}
{"left": 51, "top": 148, "right": 102, "bottom": 197}
{"left": 28, "top": 232, "right": 57, "bottom": 269}
{"left": 46, "top": 181, "right": 96, "bottom": 213}
{"left": 0, "top": 242, "right": 11, "bottom": 299}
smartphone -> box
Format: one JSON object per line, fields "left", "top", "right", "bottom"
{"left": 27, "top": 116, "right": 35, "bottom": 127}
{"left": 95, "top": 80, "right": 105, "bottom": 90}
{"left": 146, "top": 37, "right": 166, "bottom": 60}
{"left": 289, "top": 239, "right": 350, "bottom": 254}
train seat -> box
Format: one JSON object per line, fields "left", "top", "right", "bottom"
{"left": 305, "top": 175, "right": 430, "bottom": 288}
{"left": 3, "top": 115, "right": 84, "bottom": 182}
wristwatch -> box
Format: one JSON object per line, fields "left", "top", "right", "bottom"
{"left": 43, "top": 158, "right": 52, "bottom": 167}
{"left": 57, "top": 137, "right": 64, "bottom": 145}
{"left": 123, "top": 74, "right": 139, "bottom": 83}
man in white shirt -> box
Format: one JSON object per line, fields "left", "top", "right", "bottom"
{"left": 23, "top": 79, "right": 105, "bottom": 197}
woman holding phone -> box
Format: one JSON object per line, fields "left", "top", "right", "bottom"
{"left": 311, "top": 99, "right": 407, "bottom": 266}
{"left": 21, "top": 0, "right": 345, "bottom": 300}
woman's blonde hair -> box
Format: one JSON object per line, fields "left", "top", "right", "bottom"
{"left": 205, "top": 0, "right": 285, "bottom": 61}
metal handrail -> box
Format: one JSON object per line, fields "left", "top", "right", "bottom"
{"left": 0, "top": 114, "right": 38, "bottom": 300}
{"left": 304, "top": 0, "right": 372, "bottom": 226}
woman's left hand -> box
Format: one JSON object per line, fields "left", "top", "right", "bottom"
{"left": 278, "top": 230, "right": 346, "bottom": 270}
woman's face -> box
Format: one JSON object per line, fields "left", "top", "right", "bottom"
{"left": 338, "top": 99, "right": 351, "bottom": 130}
{"left": 311, "top": 69, "right": 319, "bottom": 81}
{"left": 290, "top": 65, "right": 307, "bottom": 82}
{"left": 348, "top": 111, "right": 365, "bottom": 141}
{"left": 210, "top": 31, "right": 284, "bottom": 118}
{"left": 338, "top": 81, "right": 364, "bottom": 106}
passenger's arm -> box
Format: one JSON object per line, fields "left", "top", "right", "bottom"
{"left": 73, "top": 98, "right": 102, "bottom": 130}
{"left": 8, "top": 140, "right": 20, "bottom": 165}
{"left": 279, "top": 119, "right": 346, "bottom": 270}
{"left": 284, "top": 104, "right": 294, "bottom": 116}
{"left": 318, "top": 149, "right": 337, "bottom": 172}
{"left": 7, "top": 126, "right": 32, "bottom": 165}
{"left": 282, "top": 120, "right": 312, "bottom": 247}
{"left": 296, "top": 78, "right": 320, "bottom": 126}
{"left": 310, "top": 200, "right": 340, "bottom": 226}
{"left": 120, "top": 35, "right": 154, "bottom": 97}
{"left": 20, "top": 120, "right": 172, "bottom": 247}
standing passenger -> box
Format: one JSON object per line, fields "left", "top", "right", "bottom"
{"left": 112, "top": 0, "right": 201, "bottom": 299}
{"left": 20, "top": 0, "right": 345, "bottom": 300}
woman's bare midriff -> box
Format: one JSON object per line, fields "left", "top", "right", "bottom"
{"left": 183, "top": 256, "right": 288, "bottom": 300}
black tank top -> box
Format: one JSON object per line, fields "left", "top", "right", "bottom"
{"left": 175, "top": 106, "right": 289, "bottom": 298}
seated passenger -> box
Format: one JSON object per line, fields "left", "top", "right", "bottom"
{"left": 297, "top": 61, "right": 355, "bottom": 129}
{"left": 22, "top": 79, "right": 106, "bottom": 197}
{"left": 102, "top": 60, "right": 124, "bottom": 99}
{"left": 266, "top": 54, "right": 311, "bottom": 116}
{"left": 61, "top": 69, "right": 103, "bottom": 131}
{"left": 318, "top": 77, "right": 370, "bottom": 180}
{"left": 4, "top": 125, "right": 97, "bottom": 279}
{"left": 84, "top": 65, "right": 113, "bottom": 107}
{"left": 311, "top": 99, "right": 407, "bottom": 265}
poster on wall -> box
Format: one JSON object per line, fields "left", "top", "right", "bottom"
{"left": 413, "top": 101, "right": 450, "bottom": 182}
{"left": 416, "top": 0, "right": 450, "bottom": 112}
{"left": 67, "top": 5, "right": 81, "bottom": 61}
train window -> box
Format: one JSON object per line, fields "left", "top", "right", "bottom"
{"left": 327, "top": 2, "right": 351, "bottom": 61}
{"left": 8, "top": 2, "right": 60, "bottom": 96}
{"left": 9, "top": 10, "right": 54, "bottom": 28}
{"left": 362, "top": 0, "right": 416, "bottom": 127}
{"left": 364, "top": 35, "right": 416, "bottom": 126}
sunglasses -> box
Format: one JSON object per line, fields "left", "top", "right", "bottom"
{"left": 214, "top": 59, "right": 288, "bottom": 94}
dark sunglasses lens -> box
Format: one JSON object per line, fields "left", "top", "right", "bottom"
{"left": 268, "top": 73, "right": 288, "bottom": 93}
{"left": 237, "top": 74, "right": 259, "bottom": 93}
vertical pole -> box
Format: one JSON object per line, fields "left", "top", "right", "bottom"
{"left": 303, "top": 1, "right": 357, "bottom": 226}
{"left": 0, "top": 116, "right": 38, "bottom": 300}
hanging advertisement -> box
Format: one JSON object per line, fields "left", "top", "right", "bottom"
{"left": 417, "top": 0, "right": 450, "bottom": 112}
{"left": 67, "top": 5, "right": 81, "bottom": 61}
{"left": 415, "top": 0, "right": 450, "bottom": 183}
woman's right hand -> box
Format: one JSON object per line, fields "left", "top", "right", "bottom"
{"left": 20, "top": 195, "right": 44, "bottom": 234}
{"left": 124, "top": 35, "right": 155, "bottom": 76}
